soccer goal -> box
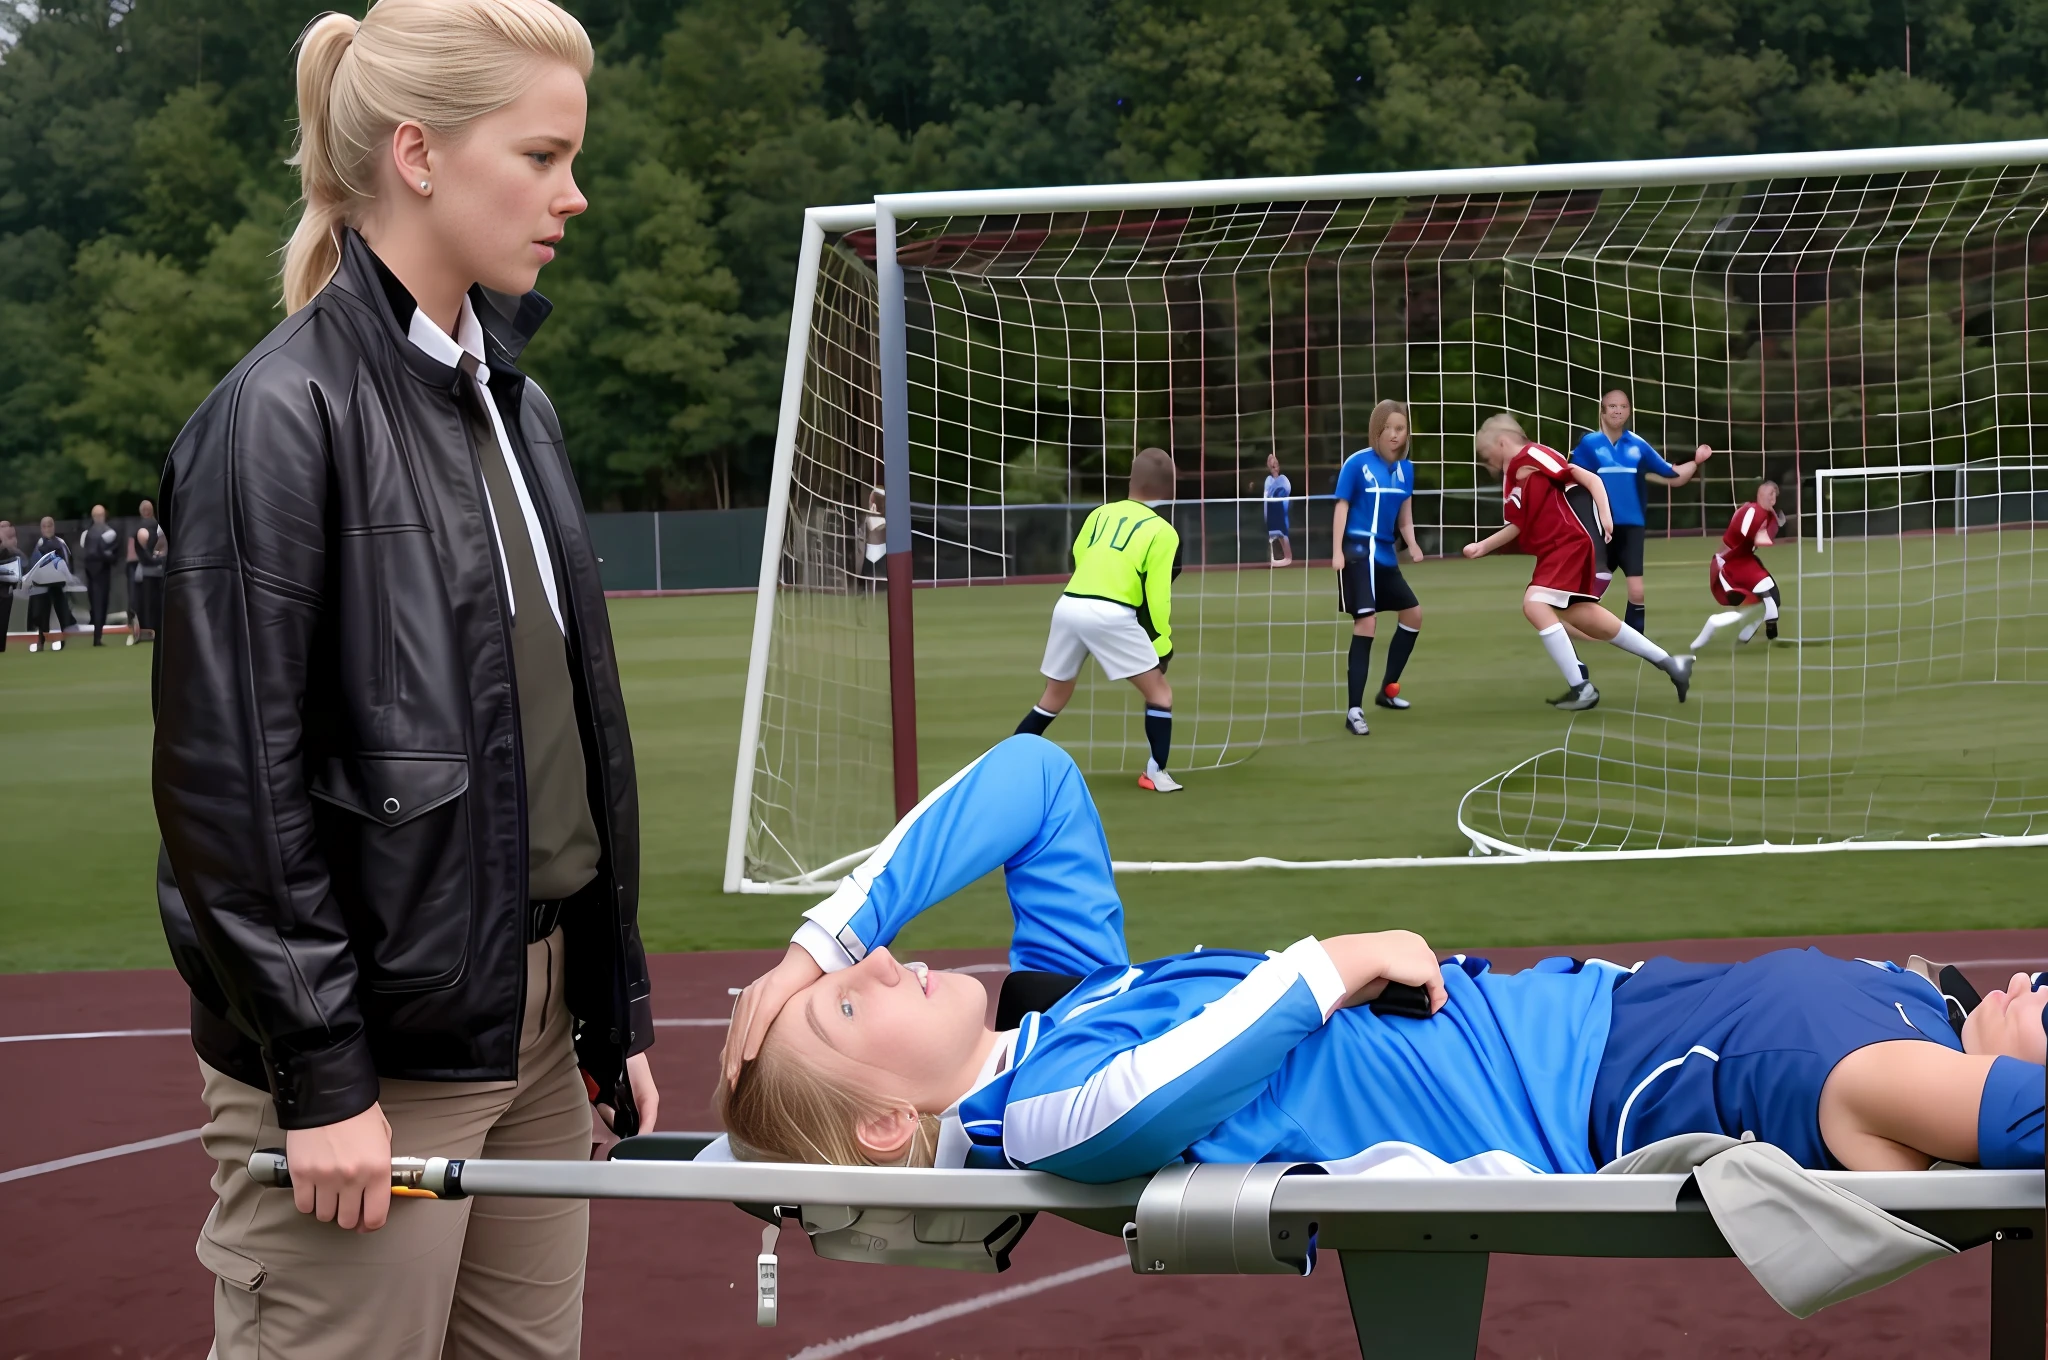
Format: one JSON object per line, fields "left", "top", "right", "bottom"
{"left": 728, "top": 141, "right": 2048, "bottom": 892}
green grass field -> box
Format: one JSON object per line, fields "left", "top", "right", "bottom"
{"left": 4, "top": 534, "right": 2045, "bottom": 974}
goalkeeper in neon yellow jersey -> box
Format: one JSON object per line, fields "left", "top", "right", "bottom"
{"left": 1015, "top": 447, "right": 1185, "bottom": 792}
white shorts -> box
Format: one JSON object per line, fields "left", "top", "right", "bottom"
{"left": 1041, "top": 595, "right": 1160, "bottom": 682}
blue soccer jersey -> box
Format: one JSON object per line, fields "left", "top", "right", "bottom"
{"left": 1263, "top": 473, "right": 1292, "bottom": 535}
{"left": 1569, "top": 429, "right": 1678, "bottom": 527}
{"left": 1333, "top": 449, "right": 1415, "bottom": 566}
{"left": 793, "top": 735, "right": 1622, "bottom": 1184}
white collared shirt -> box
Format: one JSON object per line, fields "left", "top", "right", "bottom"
{"left": 405, "top": 299, "right": 564, "bottom": 634}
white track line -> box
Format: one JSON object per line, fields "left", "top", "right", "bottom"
{"left": 786, "top": 1254, "right": 1128, "bottom": 1360}
{"left": 0, "top": 1129, "right": 204, "bottom": 1184}
{"left": 0, "top": 1027, "right": 188, "bottom": 1044}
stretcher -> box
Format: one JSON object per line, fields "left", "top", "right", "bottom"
{"left": 248, "top": 1135, "right": 2046, "bottom": 1359}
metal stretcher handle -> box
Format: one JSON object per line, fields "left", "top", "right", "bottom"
{"left": 248, "top": 1149, "right": 468, "bottom": 1200}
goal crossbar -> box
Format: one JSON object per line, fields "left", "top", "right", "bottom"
{"left": 877, "top": 137, "right": 2048, "bottom": 218}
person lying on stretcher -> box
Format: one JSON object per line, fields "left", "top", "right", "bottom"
{"left": 717, "top": 736, "right": 2046, "bottom": 1183}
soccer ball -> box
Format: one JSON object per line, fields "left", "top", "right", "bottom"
{"left": 1383, "top": 682, "right": 1400, "bottom": 699}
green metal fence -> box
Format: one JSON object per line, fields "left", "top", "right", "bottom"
{"left": 586, "top": 508, "right": 766, "bottom": 592}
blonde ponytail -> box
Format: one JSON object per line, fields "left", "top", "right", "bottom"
{"left": 282, "top": 0, "right": 593, "bottom": 312}
{"left": 284, "top": 13, "right": 359, "bottom": 313}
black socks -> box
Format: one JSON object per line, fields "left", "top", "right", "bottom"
{"left": 1144, "top": 706, "right": 1172, "bottom": 768}
{"left": 1021, "top": 703, "right": 1169, "bottom": 767}
{"left": 1351, "top": 628, "right": 1423, "bottom": 703}
{"left": 1347, "top": 633, "right": 1374, "bottom": 709}
{"left": 1383, "top": 624, "right": 1418, "bottom": 689}
{"left": 1624, "top": 601, "right": 1646, "bottom": 634}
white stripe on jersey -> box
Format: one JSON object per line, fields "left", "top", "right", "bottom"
{"left": 1738, "top": 505, "right": 1756, "bottom": 538}
{"left": 1525, "top": 444, "right": 1565, "bottom": 474}
{"left": 1001, "top": 938, "right": 1343, "bottom": 1167}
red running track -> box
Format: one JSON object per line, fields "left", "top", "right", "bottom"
{"left": 3, "top": 928, "right": 2044, "bottom": 1359}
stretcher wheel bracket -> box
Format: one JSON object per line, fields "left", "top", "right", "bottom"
{"left": 1124, "top": 1161, "right": 1326, "bottom": 1276}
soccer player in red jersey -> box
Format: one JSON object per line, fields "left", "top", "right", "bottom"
{"left": 1691, "top": 480, "right": 1785, "bottom": 650}
{"left": 1463, "top": 413, "right": 1694, "bottom": 711}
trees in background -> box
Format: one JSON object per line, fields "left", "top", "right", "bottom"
{"left": 3, "top": 0, "right": 2045, "bottom": 517}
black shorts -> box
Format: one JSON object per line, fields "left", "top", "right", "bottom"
{"left": 1338, "top": 554, "right": 1419, "bottom": 616}
{"left": 1602, "top": 523, "right": 1646, "bottom": 578}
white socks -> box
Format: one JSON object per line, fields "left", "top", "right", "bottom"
{"left": 1763, "top": 596, "right": 1780, "bottom": 622}
{"left": 1537, "top": 624, "right": 1584, "bottom": 686}
{"left": 1607, "top": 621, "right": 1671, "bottom": 665}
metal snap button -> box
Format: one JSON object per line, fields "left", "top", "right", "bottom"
{"left": 383, "top": 797, "right": 402, "bottom": 815}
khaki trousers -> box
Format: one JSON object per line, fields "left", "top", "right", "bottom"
{"left": 196, "top": 930, "right": 592, "bottom": 1360}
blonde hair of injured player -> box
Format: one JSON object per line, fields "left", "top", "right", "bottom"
{"left": 716, "top": 930, "right": 2048, "bottom": 1172}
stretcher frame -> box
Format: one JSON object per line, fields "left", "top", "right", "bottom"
{"left": 249, "top": 1137, "right": 2045, "bottom": 1359}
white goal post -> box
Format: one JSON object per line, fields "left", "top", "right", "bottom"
{"left": 728, "top": 139, "right": 2048, "bottom": 893}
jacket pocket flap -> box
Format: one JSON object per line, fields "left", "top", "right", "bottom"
{"left": 309, "top": 754, "right": 469, "bottom": 828}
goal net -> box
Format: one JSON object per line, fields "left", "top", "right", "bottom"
{"left": 728, "top": 144, "right": 2048, "bottom": 891}
{"left": 1460, "top": 461, "right": 2048, "bottom": 855}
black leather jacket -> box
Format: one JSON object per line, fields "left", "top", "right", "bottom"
{"left": 153, "top": 230, "right": 651, "bottom": 1131}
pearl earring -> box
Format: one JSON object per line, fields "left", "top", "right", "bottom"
{"left": 419, "top": 180, "right": 431, "bottom": 192}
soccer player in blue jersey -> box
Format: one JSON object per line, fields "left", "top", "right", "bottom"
{"left": 1331, "top": 401, "right": 1426, "bottom": 734}
{"left": 1570, "top": 390, "right": 1713, "bottom": 636}
{"left": 719, "top": 736, "right": 2047, "bottom": 1182}
{"left": 1262, "top": 452, "right": 1293, "bottom": 565}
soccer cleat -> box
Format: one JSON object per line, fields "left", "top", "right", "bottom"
{"left": 1344, "top": 707, "right": 1370, "bottom": 735}
{"left": 1692, "top": 610, "right": 1746, "bottom": 651}
{"left": 125, "top": 632, "right": 137, "bottom": 646}
{"left": 27, "top": 641, "right": 39, "bottom": 653}
{"left": 1661, "top": 653, "right": 1694, "bottom": 703}
{"left": 50, "top": 638, "right": 62, "bottom": 652}
{"left": 1549, "top": 681, "right": 1601, "bottom": 711}
{"left": 1375, "top": 684, "right": 1409, "bottom": 710}
{"left": 1765, "top": 618, "right": 1779, "bottom": 641}
{"left": 1139, "top": 760, "right": 1183, "bottom": 793}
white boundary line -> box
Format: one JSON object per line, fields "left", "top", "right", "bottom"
{"left": 0, "top": 1129, "right": 203, "bottom": 1184}
{"left": 786, "top": 1254, "right": 1127, "bottom": 1360}
{"left": 747, "top": 830, "right": 2048, "bottom": 890}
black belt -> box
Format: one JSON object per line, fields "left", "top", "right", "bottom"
{"left": 527, "top": 898, "right": 567, "bottom": 944}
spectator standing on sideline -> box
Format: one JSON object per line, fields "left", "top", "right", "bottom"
{"left": 77, "top": 505, "right": 121, "bottom": 645}
{"left": 24, "top": 515, "right": 78, "bottom": 653}
{"left": 128, "top": 500, "right": 164, "bottom": 646}
{"left": 152, "top": 4, "right": 658, "bottom": 1357}
{"left": 1262, "top": 452, "right": 1294, "bottom": 565}
{"left": 0, "top": 520, "right": 19, "bottom": 652}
